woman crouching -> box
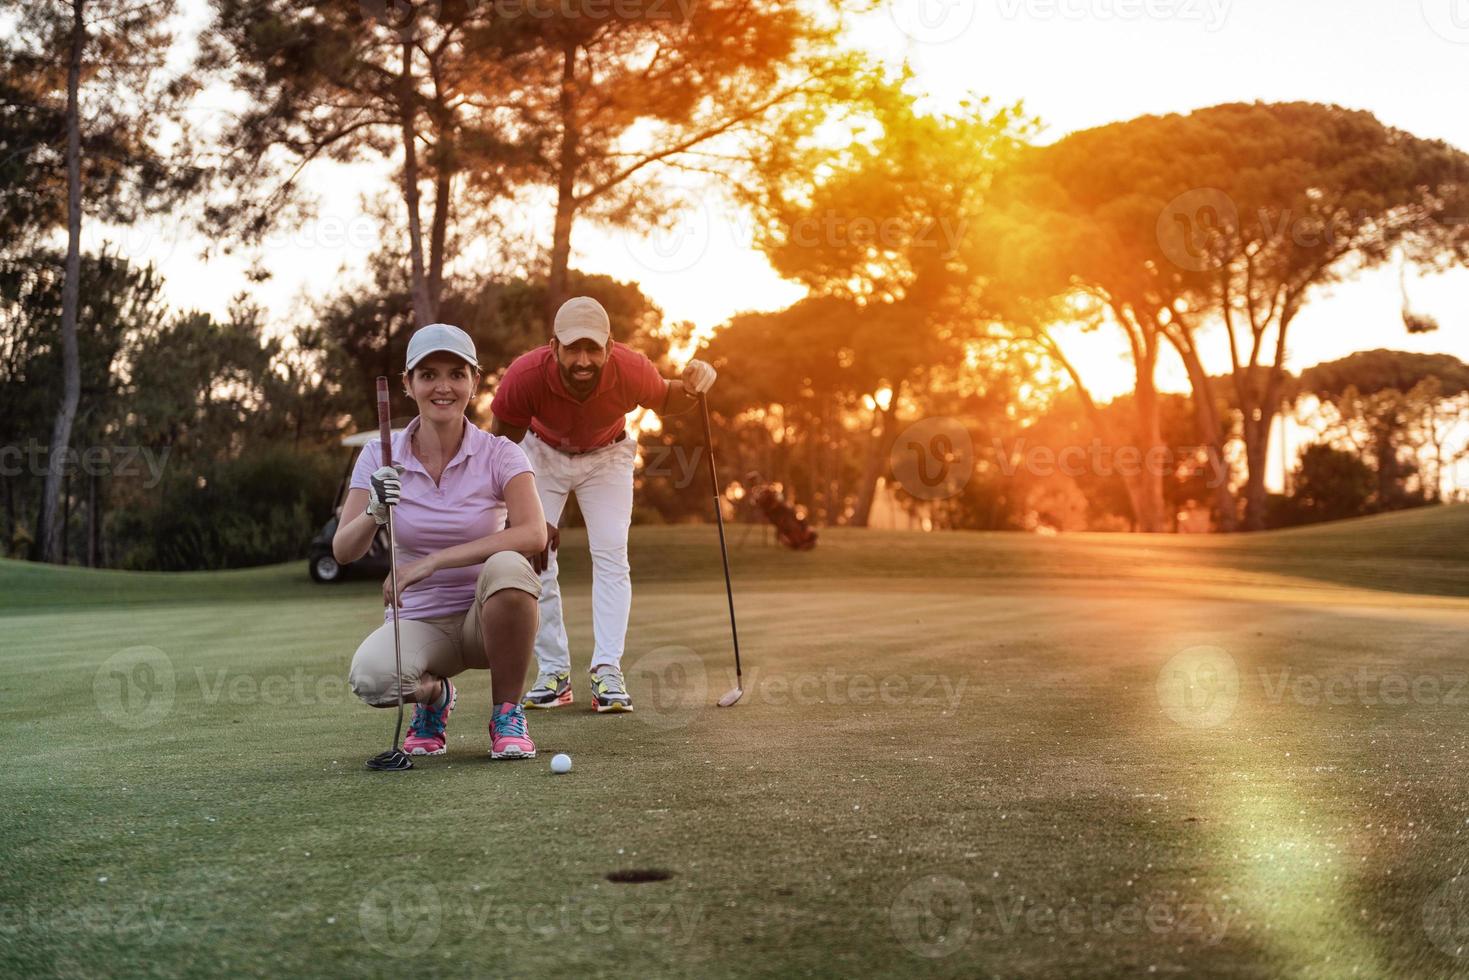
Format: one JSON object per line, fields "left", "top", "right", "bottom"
{"left": 334, "top": 323, "right": 548, "bottom": 759}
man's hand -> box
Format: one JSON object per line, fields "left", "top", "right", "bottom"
{"left": 681, "top": 359, "right": 717, "bottom": 395}
{"left": 532, "top": 521, "right": 559, "bottom": 575}
{"left": 384, "top": 556, "right": 435, "bottom": 606}
{"left": 367, "top": 465, "right": 404, "bottom": 525}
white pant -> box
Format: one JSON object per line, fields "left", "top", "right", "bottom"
{"left": 521, "top": 431, "right": 637, "bottom": 674}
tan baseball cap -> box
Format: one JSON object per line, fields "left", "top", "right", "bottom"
{"left": 553, "top": 297, "right": 611, "bottom": 348}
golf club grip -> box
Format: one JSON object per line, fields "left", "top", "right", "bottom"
{"left": 376, "top": 376, "right": 392, "bottom": 468}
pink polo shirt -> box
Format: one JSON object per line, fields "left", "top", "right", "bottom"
{"left": 490, "top": 342, "right": 668, "bottom": 452}
{"left": 350, "top": 416, "right": 533, "bottom": 622}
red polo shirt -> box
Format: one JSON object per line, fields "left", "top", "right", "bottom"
{"left": 490, "top": 342, "right": 669, "bottom": 451}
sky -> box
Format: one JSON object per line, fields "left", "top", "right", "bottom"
{"left": 120, "top": 0, "right": 1469, "bottom": 403}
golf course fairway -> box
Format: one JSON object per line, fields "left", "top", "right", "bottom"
{"left": 4, "top": 505, "right": 1469, "bottom": 977}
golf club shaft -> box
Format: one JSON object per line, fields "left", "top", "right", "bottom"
{"left": 377, "top": 378, "right": 406, "bottom": 750}
{"left": 699, "top": 393, "right": 742, "bottom": 683}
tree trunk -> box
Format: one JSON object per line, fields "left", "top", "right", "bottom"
{"left": 851, "top": 396, "right": 899, "bottom": 528}
{"left": 1168, "top": 333, "right": 1238, "bottom": 531}
{"left": 428, "top": 166, "right": 450, "bottom": 313}
{"left": 41, "top": 0, "right": 86, "bottom": 565}
{"left": 1131, "top": 356, "right": 1166, "bottom": 533}
{"left": 1240, "top": 411, "right": 1272, "bottom": 530}
{"left": 3, "top": 473, "right": 13, "bottom": 556}
{"left": 87, "top": 471, "right": 99, "bottom": 567}
{"left": 546, "top": 38, "right": 580, "bottom": 330}
{"left": 399, "top": 39, "right": 434, "bottom": 327}
{"left": 1042, "top": 330, "right": 1145, "bottom": 531}
{"left": 61, "top": 473, "right": 71, "bottom": 565}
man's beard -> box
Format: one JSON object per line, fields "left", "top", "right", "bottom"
{"left": 560, "top": 363, "right": 602, "bottom": 394}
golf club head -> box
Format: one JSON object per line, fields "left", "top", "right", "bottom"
{"left": 366, "top": 748, "right": 414, "bottom": 771}
{"left": 716, "top": 686, "right": 744, "bottom": 707}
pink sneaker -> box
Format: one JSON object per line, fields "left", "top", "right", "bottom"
{"left": 403, "top": 679, "right": 455, "bottom": 756}
{"left": 489, "top": 702, "right": 536, "bottom": 759}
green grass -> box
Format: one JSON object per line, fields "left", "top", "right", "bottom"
{"left": 5, "top": 507, "right": 1469, "bottom": 977}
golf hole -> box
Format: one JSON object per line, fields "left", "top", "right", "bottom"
{"left": 605, "top": 869, "right": 674, "bottom": 884}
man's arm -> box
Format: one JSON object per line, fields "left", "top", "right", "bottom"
{"left": 654, "top": 358, "right": 717, "bottom": 416}
{"left": 660, "top": 379, "right": 699, "bottom": 416}
{"left": 490, "top": 415, "right": 528, "bottom": 443}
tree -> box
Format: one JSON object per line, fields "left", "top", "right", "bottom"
{"left": 739, "top": 80, "right": 1036, "bottom": 525}
{"left": 525, "top": 0, "right": 856, "bottom": 321}
{"left": 985, "top": 102, "right": 1469, "bottom": 532}
{"left": 0, "top": 251, "right": 165, "bottom": 562}
{"left": 1153, "top": 103, "right": 1469, "bottom": 528}
{"left": 0, "top": 0, "right": 182, "bottom": 562}
{"left": 199, "top": 0, "right": 547, "bottom": 326}
{"left": 980, "top": 147, "right": 1182, "bottom": 532}
{"left": 1293, "top": 349, "right": 1469, "bottom": 508}
{"left": 1288, "top": 443, "right": 1374, "bottom": 525}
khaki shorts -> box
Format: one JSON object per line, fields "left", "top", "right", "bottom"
{"left": 348, "top": 551, "right": 541, "bottom": 707}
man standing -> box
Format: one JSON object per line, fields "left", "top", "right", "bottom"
{"left": 489, "top": 296, "right": 716, "bottom": 712}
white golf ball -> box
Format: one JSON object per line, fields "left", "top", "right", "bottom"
{"left": 551, "top": 753, "right": 572, "bottom": 774}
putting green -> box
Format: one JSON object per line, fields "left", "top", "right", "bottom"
{"left": 4, "top": 508, "right": 1469, "bottom": 976}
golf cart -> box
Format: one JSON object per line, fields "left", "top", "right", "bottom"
{"left": 306, "top": 429, "right": 404, "bottom": 583}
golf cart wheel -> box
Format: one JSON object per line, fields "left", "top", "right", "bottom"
{"left": 310, "top": 555, "right": 342, "bottom": 583}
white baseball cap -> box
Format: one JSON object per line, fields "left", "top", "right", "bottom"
{"left": 406, "top": 323, "right": 478, "bottom": 372}
{"left": 553, "top": 297, "right": 611, "bottom": 348}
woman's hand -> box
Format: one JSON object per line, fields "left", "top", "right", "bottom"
{"left": 367, "top": 465, "right": 405, "bottom": 525}
{"left": 383, "top": 555, "right": 437, "bottom": 607}
{"left": 532, "top": 522, "right": 559, "bottom": 574}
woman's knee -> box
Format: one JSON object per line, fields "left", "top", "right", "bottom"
{"left": 348, "top": 631, "right": 406, "bottom": 707}
{"left": 476, "top": 550, "right": 542, "bottom": 603}
{"left": 348, "top": 655, "right": 396, "bottom": 708}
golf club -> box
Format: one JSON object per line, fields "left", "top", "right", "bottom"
{"left": 699, "top": 392, "right": 744, "bottom": 707}
{"left": 366, "top": 376, "right": 413, "bottom": 771}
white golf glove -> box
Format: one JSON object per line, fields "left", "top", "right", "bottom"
{"left": 367, "top": 465, "right": 404, "bottom": 525}
{"left": 682, "top": 358, "right": 717, "bottom": 395}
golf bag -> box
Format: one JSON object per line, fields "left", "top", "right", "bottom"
{"left": 746, "top": 472, "right": 818, "bottom": 551}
